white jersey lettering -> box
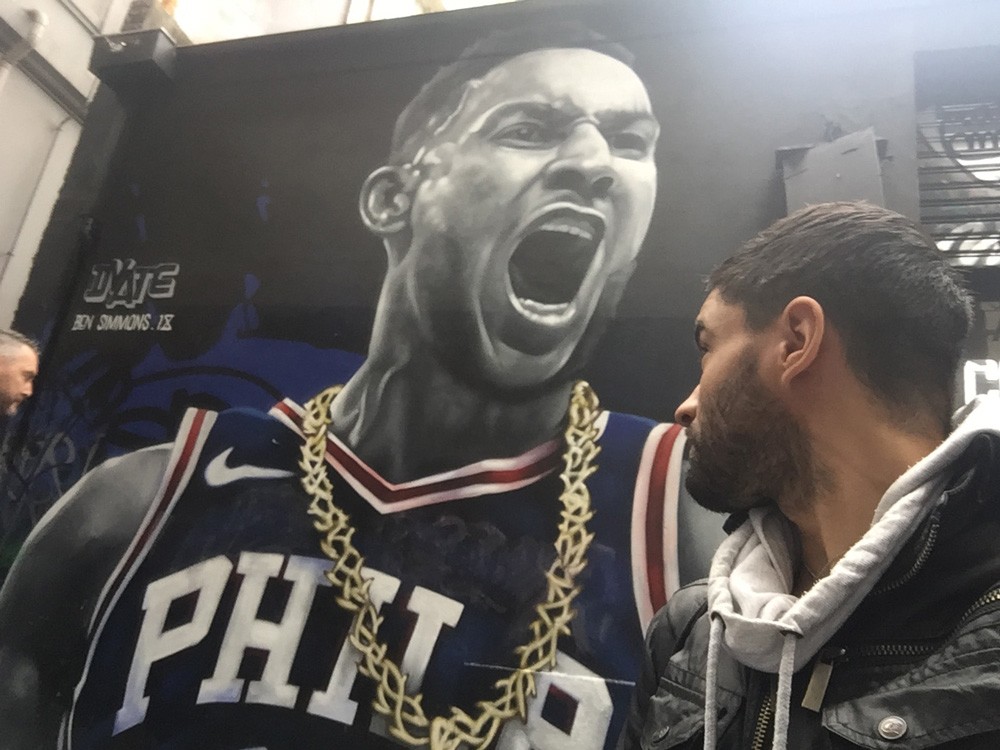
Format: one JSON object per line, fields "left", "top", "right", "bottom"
{"left": 115, "top": 555, "right": 233, "bottom": 734}
{"left": 114, "top": 555, "right": 476, "bottom": 735}
{"left": 399, "top": 586, "right": 464, "bottom": 693}
{"left": 306, "top": 567, "right": 401, "bottom": 723}
{"left": 369, "top": 585, "right": 465, "bottom": 739}
{"left": 197, "top": 553, "right": 330, "bottom": 708}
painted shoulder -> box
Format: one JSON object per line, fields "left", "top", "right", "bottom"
{"left": 0, "top": 444, "right": 177, "bottom": 682}
{"left": 600, "top": 410, "right": 660, "bottom": 442}
{"left": 195, "top": 405, "right": 303, "bottom": 476}
{"left": 19, "top": 444, "right": 174, "bottom": 564}
{"left": 12, "top": 405, "right": 292, "bottom": 585}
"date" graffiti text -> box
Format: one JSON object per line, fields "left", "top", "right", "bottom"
{"left": 84, "top": 259, "right": 179, "bottom": 310}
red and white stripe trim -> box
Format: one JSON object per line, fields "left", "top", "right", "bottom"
{"left": 270, "top": 399, "right": 609, "bottom": 514}
{"left": 631, "top": 423, "right": 686, "bottom": 631}
{"left": 66, "top": 408, "right": 216, "bottom": 749}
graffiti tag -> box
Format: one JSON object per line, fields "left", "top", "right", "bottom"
{"left": 84, "top": 259, "right": 179, "bottom": 310}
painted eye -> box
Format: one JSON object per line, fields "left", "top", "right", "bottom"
{"left": 608, "top": 131, "right": 651, "bottom": 159}
{"left": 494, "top": 121, "right": 555, "bottom": 148}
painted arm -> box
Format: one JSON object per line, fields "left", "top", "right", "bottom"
{"left": 0, "top": 447, "right": 170, "bottom": 749}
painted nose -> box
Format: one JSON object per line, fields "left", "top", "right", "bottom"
{"left": 674, "top": 385, "right": 699, "bottom": 427}
{"left": 544, "top": 122, "right": 615, "bottom": 200}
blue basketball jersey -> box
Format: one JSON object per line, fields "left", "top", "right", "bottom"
{"left": 66, "top": 399, "right": 688, "bottom": 749}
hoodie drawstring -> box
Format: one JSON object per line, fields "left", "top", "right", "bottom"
{"left": 703, "top": 622, "right": 798, "bottom": 750}
{"left": 771, "top": 631, "right": 798, "bottom": 750}
{"left": 702, "top": 616, "right": 724, "bottom": 750}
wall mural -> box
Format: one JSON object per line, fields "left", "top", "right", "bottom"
{"left": 0, "top": 15, "right": 726, "bottom": 750}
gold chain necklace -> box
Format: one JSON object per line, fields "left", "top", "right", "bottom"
{"left": 298, "top": 380, "right": 601, "bottom": 749}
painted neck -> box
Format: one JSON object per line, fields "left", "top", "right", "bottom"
{"left": 330, "top": 339, "right": 573, "bottom": 483}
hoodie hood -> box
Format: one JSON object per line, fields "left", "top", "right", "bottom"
{"left": 700, "top": 396, "right": 1000, "bottom": 750}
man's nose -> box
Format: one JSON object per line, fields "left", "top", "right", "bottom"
{"left": 674, "top": 385, "right": 699, "bottom": 427}
{"left": 544, "top": 122, "right": 615, "bottom": 200}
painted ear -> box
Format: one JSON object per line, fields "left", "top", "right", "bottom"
{"left": 358, "top": 165, "right": 415, "bottom": 235}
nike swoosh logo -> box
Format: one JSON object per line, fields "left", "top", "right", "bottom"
{"left": 204, "top": 447, "right": 294, "bottom": 487}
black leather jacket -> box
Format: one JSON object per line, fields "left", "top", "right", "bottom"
{"left": 619, "top": 435, "right": 1000, "bottom": 750}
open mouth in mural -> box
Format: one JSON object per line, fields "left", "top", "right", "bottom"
{"left": 507, "top": 206, "right": 605, "bottom": 325}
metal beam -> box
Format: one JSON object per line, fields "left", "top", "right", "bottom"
{"left": 0, "top": 16, "right": 87, "bottom": 122}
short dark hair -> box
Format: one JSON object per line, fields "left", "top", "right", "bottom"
{"left": 0, "top": 328, "right": 39, "bottom": 358}
{"left": 388, "top": 22, "right": 635, "bottom": 166}
{"left": 708, "top": 202, "right": 974, "bottom": 431}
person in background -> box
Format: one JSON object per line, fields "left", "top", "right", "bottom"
{"left": 620, "top": 201, "right": 1000, "bottom": 749}
{"left": 0, "top": 329, "right": 39, "bottom": 417}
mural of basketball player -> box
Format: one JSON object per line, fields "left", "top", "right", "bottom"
{"left": 0, "top": 25, "right": 723, "bottom": 750}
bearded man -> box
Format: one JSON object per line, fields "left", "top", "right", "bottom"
{"left": 0, "top": 329, "right": 38, "bottom": 417}
{"left": 619, "top": 201, "right": 1000, "bottom": 749}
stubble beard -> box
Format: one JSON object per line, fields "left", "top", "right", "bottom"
{"left": 1, "top": 394, "right": 17, "bottom": 416}
{"left": 684, "top": 348, "right": 819, "bottom": 515}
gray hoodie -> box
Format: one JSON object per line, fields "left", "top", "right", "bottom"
{"left": 701, "top": 396, "right": 1000, "bottom": 750}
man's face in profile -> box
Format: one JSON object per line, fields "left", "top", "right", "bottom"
{"left": 398, "top": 47, "right": 659, "bottom": 390}
{"left": 0, "top": 344, "right": 38, "bottom": 416}
{"left": 678, "top": 292, "right": 813, "bottom": 514}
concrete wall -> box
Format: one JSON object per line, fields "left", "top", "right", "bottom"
{"left": 0, "top": 0, "right": 132, "bottom": 328}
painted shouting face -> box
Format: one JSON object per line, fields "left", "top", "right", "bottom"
{"left": 369, "top": 46, "right": 660, "bottom": 391}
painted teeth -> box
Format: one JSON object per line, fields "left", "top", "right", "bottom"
{"left": 538, "top": 221, "right": 594, "bottom": 241}
{"left": 515, "top": 296, "right": 573, "bottom": 324}
{"left": 518, "top": 297, "right": 569, "bottom": 313}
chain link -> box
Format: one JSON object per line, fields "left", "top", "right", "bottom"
{"left": 298, "top": 382, "right": 601, "bottom": 749}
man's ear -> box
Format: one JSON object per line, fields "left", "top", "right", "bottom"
{"left": 777, "top": 296, "right": 825, "bottom": 387}
{"left": 358, "top": 165, "right": 417, "bottom": 235}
